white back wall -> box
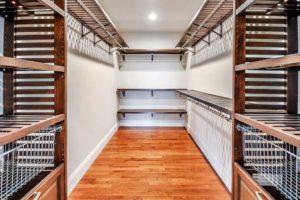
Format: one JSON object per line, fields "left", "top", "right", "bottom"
{"left": 67, "top": 50, "right": 118, "bottom": 193}
{"left": 187, "top": 52, "right": 233, "bottom": 98}
{"left": 118, "top": 59, "right": 187, "bottom": 89}
{"left": 122, "top": 32, "right": 182, "bottom": 49}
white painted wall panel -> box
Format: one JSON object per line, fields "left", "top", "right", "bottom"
{"left": 67, "top": 50, "right": 118, "bottom": 181}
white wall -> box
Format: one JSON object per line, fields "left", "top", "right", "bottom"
{"left": 67, "top": 50, "right": 118, "bottom": 193}
{"left": 187, "top": 52, "right": 233, "bottom": 99}
{"left": 122, "top": 32, "right": 182, "bottom": 49}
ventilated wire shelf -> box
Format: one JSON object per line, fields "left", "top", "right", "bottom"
{"left": 0, "top": 125, "right": 62, "bottom": 200}
{"left": 237, "top": 124, "right": 300, "bottom": 200}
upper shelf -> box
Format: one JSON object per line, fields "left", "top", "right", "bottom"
{"left": 0, "top": 0, "right": 65, "bottom": 17}
{"left": 176, "top": 0, "right": 233, "bottom": 48}
{"left": 0, "top": 114, "right": 65, "bottom": 145}
{"left": 236, "top": 0, "right": 300, "bottom": 16}
{"left": 177, "top": 90, "right": 233, "bottom": 116}
{"left": 118, "top": 49, "right": 187, "bottom": 55}
{"left": 235, "top": 113, "right": 300, "bottom": 148}
{"left": 235, "top": 53, "right": 300, "bottom": 71}
{"left": 67, "top": 0, "right": 128, "bottom": 48}
{"left": 0, "top": 56, "right": 65, "bottom": 72}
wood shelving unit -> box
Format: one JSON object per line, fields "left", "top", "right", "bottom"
{"left": 0, "top": 0, "right": 67, "bottom": 198}
{"left": 233, "top": 0, "right": 299, "bottom": 199}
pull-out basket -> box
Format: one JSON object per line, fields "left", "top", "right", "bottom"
{"left": 0, "top": 125, "right": 61, "bottom": 200}
{"left": 237, "top": 124, "right": 300, "bottom": 200}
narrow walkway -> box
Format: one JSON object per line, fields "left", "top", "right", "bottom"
{"left": 69, "top": 128, "right": 230, "bottom": 199}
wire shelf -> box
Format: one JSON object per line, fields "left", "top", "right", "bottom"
{"left": 237, "top": 124, "right": 300, "bottom": 200}
{"left": 0, "top": 125, "right": 61, "bottom": 200}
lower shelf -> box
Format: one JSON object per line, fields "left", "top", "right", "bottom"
{"left": 235, "top": 113, "right": 300, "bottom": 148}
{"left": 0, "top": 114, "right": 65, "bottom": 145}
{"left": 117, "top": 109, "right": 187, "bottom": 118}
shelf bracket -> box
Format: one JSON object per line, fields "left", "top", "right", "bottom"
{"left": 122, "top": 113, "right": 125, "bottom": 118}
{"left": 122, "top": 55, "right": 126, "bottom": 61}
{"left": 151, "top": 54, "right": 154, "bottom": 62}
{"left": 203, "top": 34, "right": 210, "bottom": 45}
{"left": 151, "top": 90, "right": 154, "bottom": 97}
{"left": 82, "top": 26, "right": 101, "bottom": 38}
{"left": 151, "top": 113, "right": 154, "bottom": 118}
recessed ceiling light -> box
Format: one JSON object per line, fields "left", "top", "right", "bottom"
{"left": 148, "top": 12, "right": 157, "bottom": 21}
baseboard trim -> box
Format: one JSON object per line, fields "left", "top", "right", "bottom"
{"left": 67, "top": 123, "right": 119, "bottom": 195}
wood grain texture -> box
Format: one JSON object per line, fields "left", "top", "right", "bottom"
{"left": 69, "top": 128, "right": 230, "bottom": 200}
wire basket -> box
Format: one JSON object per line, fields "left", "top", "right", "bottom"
{"left": 0, "top": 125, "right": 62, "bottom": 200}
{"left": 237, "top": 124, "right": 300, "bottom": 200}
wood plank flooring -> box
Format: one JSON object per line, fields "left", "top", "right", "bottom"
{"left": 69, "top": 127, "right": 230, "bottom": 199}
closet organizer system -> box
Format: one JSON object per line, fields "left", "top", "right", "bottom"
{"left": 233, "top": 0, "right": 300, "bottom": 200}
{"left": 0, "top": 0, "right": 66, "bottom": 199}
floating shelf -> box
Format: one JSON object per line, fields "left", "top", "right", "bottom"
{"left": 0, "top": 56, "right": 65, "bottom": 72}
{"left": 0, "top": 114, "right": 65, "bottom": 145}
{"left": 118, "top": 109, "right": 187, "bottom": 118}
{"left": 0, "top": 0, "right": 65, "bottom": 17}
{"left": 67, "top": 0, "right": 127, "bottom": 48}
{"left": 235, "top": 113, "right": 300, "bottom": 148}
{"left": 177, "top": 90, "right": 232, "bottom": 115}
{"left": 235, "top": 53, "right": 300, "bottom": 71}
{"left": 176, "top": 0, "right": 233, "bottom": 47}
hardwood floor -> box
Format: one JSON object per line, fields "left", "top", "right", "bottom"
{"left": 69, "top": 127, "right": 230, "bottom": 200}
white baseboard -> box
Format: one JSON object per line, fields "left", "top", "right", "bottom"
{"left": 67, "top": 123, "right": 119, "bottom": 195}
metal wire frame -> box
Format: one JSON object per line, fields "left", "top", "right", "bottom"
{"left": 237, "top": 124, "right": 300, "bottom": 200}
{"left": 187, "top": 97, "right": 231, "bottom": 121}
{"left": 0, "top": 125, "right": 61, "bottom": 200}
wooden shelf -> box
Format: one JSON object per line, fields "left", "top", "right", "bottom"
{"left": 235, "top": 113, "right": 300, "bottom": 148}
{"left": 117, "top": 88, "right": 187, "bottom": 96}
{"left": 177, "top": 90, "right": 233, "bottom": 115}
{"left": 235, "top": 53, "right": 300, "bottom": 71}
{"left": 67, "top": 0, "right": 127, "bottom": 48}
{"left": 0, "top": 56, "right": 65, "bottom": 72}
{"left": 118, "top": 109, "right": 187, "bottom": 117}
{"left": 236, "top": 0, "right": 299, "bottom": 16}
{"left": 0, "top": 0, "right": 64, "bottom": 17}
{"left": 0, "top": 114, "right": 65, "bottom": 145}
{"left": 118, "top": 49, "right": 186, "bottom": 55}
{"left": 176, "top": 0, "right": 233, "bottom": 47}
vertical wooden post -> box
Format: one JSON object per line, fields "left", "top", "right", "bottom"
{"left": 232, "top": 0, "right": 246, "bottom": 199}
{"left": 286, "top": 11, "right": 298, "bottom": 114}
{"left": 3, "top": 15, "right": 15, "bottom": 115}
{"left": 54, "top": 0, "right": 67, "bottom": 198}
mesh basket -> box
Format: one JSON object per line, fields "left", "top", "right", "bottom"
{"left": 0, "top": 125, "right": 62, "bottom": 200}
{"left": 237, "top": 124, "right": 300, "bottom": 200}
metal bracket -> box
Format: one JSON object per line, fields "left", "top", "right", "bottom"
{"left": 151, "top": 90, "right": 154, "bottom": 97}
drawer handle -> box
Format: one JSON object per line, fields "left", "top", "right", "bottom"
{"left": 32, "top": 192, "right": 41, "bottom": 200}
{"left": 255, "top": 191, "right": 264, "bottom": 200}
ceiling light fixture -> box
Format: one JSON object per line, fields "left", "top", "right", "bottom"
{"left": 148, "top": 12, "right": 157, "bottom": 21}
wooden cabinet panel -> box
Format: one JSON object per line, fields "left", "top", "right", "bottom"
{"left": 233, "top": 163, "right": 274, "bottom": 200}
{"left": 22, "top": 164, "right": 64, "bottom": 200}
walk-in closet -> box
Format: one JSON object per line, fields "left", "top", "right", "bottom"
{"left": 0, "top": 0, "right": 299, "bottom": 199}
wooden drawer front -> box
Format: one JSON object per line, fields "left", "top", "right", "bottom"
{"left": 22, "top": 164, "right": 64, "bottom": 200}
{"left": 233, "top": 163, "right": 274, "bottom": 200}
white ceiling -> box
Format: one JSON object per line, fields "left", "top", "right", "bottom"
{"left": 99, "top": 0, "right": 204, "bottom": 33}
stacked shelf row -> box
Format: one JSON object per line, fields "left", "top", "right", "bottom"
{"left": 233, "top": 0, "right": 299, "bottom": 199}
